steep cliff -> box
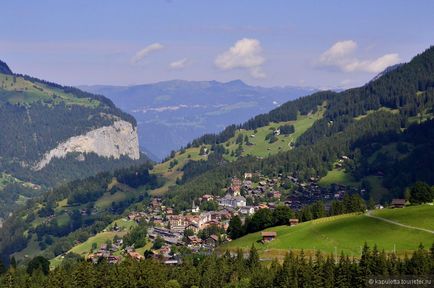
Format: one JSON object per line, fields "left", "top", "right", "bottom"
{"left": 34, "top": 120, "right": 140, "bottom": 170}
{"left": 0, "top": 60, "right": 144, "bottom": 190}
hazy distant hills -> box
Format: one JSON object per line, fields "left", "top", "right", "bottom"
{"left": 80, "top": 80, "right": 315, "bottom": 160}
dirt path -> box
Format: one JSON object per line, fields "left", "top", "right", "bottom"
{"left": 365, "top": 210, "right": 434, "bottom": 234}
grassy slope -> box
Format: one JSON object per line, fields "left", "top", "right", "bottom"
{"left": 150, "top": 146, "right": 209, "bottom": 196}
{"left": 222, "top": 207, "right": 434, "bottom": 258}
{"left": 372, "top": 204, "right": 434, "bottom": 231}
{"left": 0, "top": 73, "right": 99, "bottom": 107}
{"left": 354, "top": 107, "right": 399, "bottom": 121}
{"left": 50, "top": 218, "right": 137, "bottom": 268}
{"left": 15, "top": 177, "right": 141, "bottom": 263}
{"left": 223, "top": 105, "right": 325, "bottom": 160}
{"left": 318, "top": 168, "right": 359, "bottom": 187}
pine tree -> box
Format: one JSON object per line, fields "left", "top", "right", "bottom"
{"left": 335, "top": 252, "right": 351, "bottom": 288}
{"left": 274, "top": 252, "right": 295, "bottom": 288}
{"left": 359, "top": 242, "right": 372, "bottom": 276}
{"left": 0, "top": 259, "right": 5, "bottom": 275}
{"left": 72, "top": 261, "right": 95, "bottom": 288}
{"left": 247, "top": 244, "right": 259, "bottom": 270}
{"left": 387, "top": 252, "right": 399, "bottom": 276}
{"left": 322, "top": 256, "right": 335, "bottom": 288}
{"left": 9, "top": 257, "right": 16, "bottom": 270}
{"left": 312, "top": 251, "right": 325, "bottom": 288}
{"left": 408, "top": 244, "right": 430, "bottom": 275}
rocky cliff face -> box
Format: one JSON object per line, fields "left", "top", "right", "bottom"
{"left": 34, "top": 120, "right": 140, "bottom": 170}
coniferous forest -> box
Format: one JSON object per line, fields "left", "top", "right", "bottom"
{"left": 0, "top": 243, "right": 433, "bottom": 288}
{"left": 2, "top": 3, "right": 434, "bottom": 286}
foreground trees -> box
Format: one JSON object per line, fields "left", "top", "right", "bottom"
{"left": 1, "top": 243, "right": 432, "bottom": 288}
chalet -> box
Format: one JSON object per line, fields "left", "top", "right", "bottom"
{"left": 108, "top": 255, "right": 121, "bottom": 264}
{"left": 99, "top": 244, "right": 107, "bottom": 252}
{"left": 186, "top": 235, "right": 202, "bottom": 245}
{"left": 267, "top": 202, "right": 277, "bottom": 209}
{"left": 200, "top": 220, "right": 217, "bottom": 229}
{"left": 128, "top": 251, "right": 144, "bottom": 261}
{"left": 261, "top": 231, "right": 277, "bottom": 243}
{"left": 198, "top": 212, "right": 213, "bottom": 228}
{"left": 202, "top": 194, "right": 214, "bottom": 202}
{"left": 166, "top": 208, "right": 174, "bottom": 215}
{"left": 239, "top": 206, "right": 255, "bottom": 216}
{"left": 150, "top": 198, "right": 161, "bottom": 209}
{"left": 289, "top": 218, "right": 299, "bottom": 226}
{"left": 268, "top": 191, "right": 281, "bottom": 199}
{"left": 232, "top": 177, "right": 242, "bottom": 186}
{"left": 163, "top": 237, "right": 181, "bottom": 246}
{"left": 258, "top": 203, "right": 268, "bottom": 210}
{"left": 244, "top": 173, "right": 253, "bottom": 180}
{"left": 243, "top": 180, "right": 253, "bottom": 188}
{"left": 152, "top": 215, "right": 164, "bottom": 226}
{"left": 185, "top": 222, "right": 199, "bottom": 234}
{"left": 391, "top": 199, "right": 406, "bottom": 208}
{"left": 205, "top": 234, "right": 219, "bottom": 247}
{"left": 212, "top": 209, "right": 232, "bottom": 220}
{"left": 168, "top": 215, "right": 188, "bottom": 233}
{"left": 159, "top": 245, "right": 171, "bottom": 256}
{"left": 164, "top": 255, "right": 182, "bottom": 265}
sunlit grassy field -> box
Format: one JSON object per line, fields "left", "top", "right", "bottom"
{"left": 372, "top": 204, "right": 434, "bottom": 231}
{"left": 222, "top": 211, "right": 434, "bottom": 258}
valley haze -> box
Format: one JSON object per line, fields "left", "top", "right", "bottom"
{"left": 80, "top": 80, "right": 316, "bottom": 160}
{"left": 1, "top": 1, "right": 434, "bottom": 287}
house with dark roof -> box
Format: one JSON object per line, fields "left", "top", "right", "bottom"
{"left": 391, "top": 199, "right": 406, "bottom": 208}
{"left": 261, "top": 231, "right": 277, "bottom": 243}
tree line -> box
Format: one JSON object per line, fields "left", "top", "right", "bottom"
{"left": 0, "top": 242, "right": 433, "bottom": 288}
{"left": 228, "top": 194, "right": 366, "bottom": 240}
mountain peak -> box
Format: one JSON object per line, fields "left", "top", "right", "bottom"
{"left": 225, "top": 79, "right": 247, "bottom": 87}
{"left": 0, "top": 60, "right": 13, "bottom": 75}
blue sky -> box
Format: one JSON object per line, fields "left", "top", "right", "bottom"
{"left": 1, "top": 0, "right": 434, "bottom": 88}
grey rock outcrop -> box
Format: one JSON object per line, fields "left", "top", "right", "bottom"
{"left": 34, "top": 120, "right": 140, "bottom": 170}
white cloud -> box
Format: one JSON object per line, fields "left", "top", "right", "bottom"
{"left": 318, "top": 40, "right": 400, "bottom": 73}
{"left": 131, "top": 43, "right": 164, "bottom": 64}
{"left": 215, "top": 38, "right": 266, "bottom": 79}
{"left": 169, "top": 58, "right": 188, "bottom": 70}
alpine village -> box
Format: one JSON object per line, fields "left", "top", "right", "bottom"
{"left": 0, "top": 2, "right": 434, "bottom": 288}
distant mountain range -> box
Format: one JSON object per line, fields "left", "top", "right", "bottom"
{"left": 80, "top": 80, "right": 316, "bottom": 160}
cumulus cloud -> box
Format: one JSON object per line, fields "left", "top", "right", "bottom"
{"left": 169, "top": 58, "right": 188, "bottom": 70}
{"left": 131, "top": 43, "right": 164, "bottom": 64}
{"left": 318, "top": 40, "right": 400, "bottom": 73}
{"left": 215, "top": 38, "right": 266, "bottom": 79}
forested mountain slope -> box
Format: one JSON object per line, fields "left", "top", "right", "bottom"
{"left": 0, "top": 163, "right": 159, "bottom": 266}
{"left": 1, "top": 46, "right": 434, "bottom": 268}
{"left": 0, "top": 60, "right": 146, "bottom": 217}
{"left": 162, "top": 46, "right": 434, "bottom": 209}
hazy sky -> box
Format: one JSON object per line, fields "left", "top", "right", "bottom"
{"left": 1, "top": 0, "right": 434, "bottom": 89}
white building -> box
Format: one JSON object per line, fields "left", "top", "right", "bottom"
{"left": 219, "top": 194, "right": 246, "bottom": 208}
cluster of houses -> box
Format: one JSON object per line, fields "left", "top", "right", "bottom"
{"left": 86, "top": 237, "right": 144, "bottom": 264}
{"left": 88, "top": 172, "right": 358, "bottom": 265}
{"left": 285, "top": 176, "right": 348, "bottom": 210}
